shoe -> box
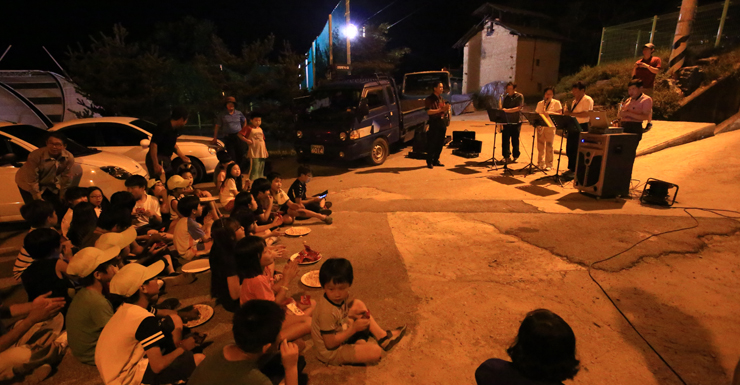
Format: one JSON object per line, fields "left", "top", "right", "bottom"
{"left": 26, "top": 364, "right": 52, "bottom": 384}
{"left": 545, "top": 166, "right": 552, "bottom": 171}
{"left": 512, "top": 157, "right": 519, "bottom": 163}
{"left": 503, "top": 157, "right": 513, "bottom": 164}
{"left": 323, "top": 216, "right": 333, "bottom": 225}
{"left": 320, "top": 209, "right": 332, "bottom": 216}
{"left": 324, "top": 202, "right": 332, "bottom": 209}
{"left": 433, "top": 161, "right": 444, "bottom": 167}
{"left": 426, "top": 163, "right": 433, "bottom": 169}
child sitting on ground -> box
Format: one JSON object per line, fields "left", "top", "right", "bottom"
{"left": 219, "top": 163, "right": 250, "bottom": 211}
{"left": 209, "top": 218, "right": 246, "bottom": 312}
{"left": 61, "top": 186, "right": 89, "bottom": 237}
{"left": 178, "top": 168, "right": 212, "bottom": 198}
{"left": 21, "top": 228, "right": 73, "bottom": 313}
{"left": 174, "top": 195, "right": 214, "bottom": 260}
{"left": 267, "top": 172, "right": 332, "bottom": 225}
{"left": 312, "top": 258, "right": 406, "bottom": 365}
{"left": 187, "top": 300, "right": 302, "bottom": 385}
{"left": 125, "top": 175, "right": 162, "bottom": 235}
{"left": 287, "top": 166, "right": 332, "bottom": 214}
{"left": 236, "top": 236, "right": 315, "bottom": 344}
{"left": 230, "top": 206, "right": 282, "bottom": 243}
{"left": 13, "top": 200, "right": 58, "bottom": 281}
{"left": 475, "top": 309, "right": 580, "bottom": 385}
{"left": 213, "top": 151, "right": 234, "bottom": 191}
{"left": 250, "top": 178, "right": 289, "bottom": 227}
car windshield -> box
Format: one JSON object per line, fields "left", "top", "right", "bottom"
{"left": 130, "top": 119, "right": 158, "bottom": 134}
{"left": 305, "top": 89, "right": 362, "bottom": 113}
{"left": 0, "top": 125, "right": 99, "bottom": 156}
{"left": 403, "top": 73, "right": 450, "bottom": 95}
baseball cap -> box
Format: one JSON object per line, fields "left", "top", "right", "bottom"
{"left": 225, "top": 96, "right": 236, "bottom": 104}
{"left": 109, "top": 260, "right": 165, "bottom": 297}
{"left": 167, "top": 175, "right": 190, "bottom": 190}
{"left": 643, "top": 43, "right": 656, "bottom": 49}
{"left": 67, "top": 247, "right": 120, "bottom": 277}
{"left": 95, "top": 226, "right": 137, "bottom": 250}
{"left": 147, "top": 179, "right": 160, "bottom": 189}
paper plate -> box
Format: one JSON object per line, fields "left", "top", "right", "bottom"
{"left": 285, "top": 227, "right": 311, "bottom": 237}
{"left": 290, "top": 252, "right": 322, "bottom": 265}
{"left": 300, "top": 271, "right": 321, "bottom": 288}
{"left": 183, "top": 304, "right": 214, "bottom": 328}
{"left": 182, "top": 259, "right": 210, "bottom": 273}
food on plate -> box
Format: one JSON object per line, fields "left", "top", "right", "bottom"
{"left": 303, "top": 271, "right": 320, "bottom": 287}
{"left": 297, "top": 243, "right": 321, "bottom": 263}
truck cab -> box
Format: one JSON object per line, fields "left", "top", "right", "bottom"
{"left": 295, "top": 77, "right": 427, "bottom": 165}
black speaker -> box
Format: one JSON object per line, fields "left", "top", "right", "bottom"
{"left": 460, "top": 138, "right": 482, "bottom": 153}
{"left": 574, "top": 133, "right": 639, "bottom": 198}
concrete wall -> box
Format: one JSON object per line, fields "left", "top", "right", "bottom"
{"left": 515, "top": 38, "right": 561, "bottom": 97}
{"left": 463, "top": 32, "right": 482, "bottom": 94}
{"left": 673, "top": 75, "right": 740, "bottom": 124}
{"left": 479, "top": 23, "right": 518, "bottom": 89}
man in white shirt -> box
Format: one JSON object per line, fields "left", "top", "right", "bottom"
{"left": 534, "top": 87, "right": 563, "bottom": 170}
{"left": 564, "top": 82, "right": 594, "bottom": 176}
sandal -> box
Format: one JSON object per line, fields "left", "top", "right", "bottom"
{"left": 378, "top": 325, "right": 407, "bottom": 351}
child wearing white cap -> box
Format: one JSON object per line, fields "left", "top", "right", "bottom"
{"left": 66, "top": 246, "right": 121, "bottom": 365}
{"left": 95, "top": 261, "right": 204, "bottom": 385}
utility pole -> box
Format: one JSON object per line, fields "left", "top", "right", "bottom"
{"left": 346, "top": 0, "right": 351, "bottom": 75}
{"left": 328, "top": 14, "right": 333, "bottom": 66}
{"left": 668, "top": 0, "right": 698, "bottom": 74}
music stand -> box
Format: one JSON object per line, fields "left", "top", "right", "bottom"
{"left": 535, "top": 114, "right": 581, "bottom": 187}
{"left": 517, "top": 112, "right": 550, "bottom": 176}
{"left": 481, "top": 109, "right": 512, "bottom": 171}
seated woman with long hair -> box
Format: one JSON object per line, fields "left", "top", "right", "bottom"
{"left": 209, "top": 217, "right": 245, "bottom": 312}
{"left": 475, "top": 309, "right": 580, "bottom": 385}
{"left": 87, "top": 186, "right": 109, "bottom": 217}
{"left": 66, "top": 202, "right": 99, "bottom": 250}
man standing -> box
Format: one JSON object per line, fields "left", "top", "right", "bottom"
{"left": 146, "top": 107, "right": 192, "bottom": 181}
{"left": 212, "top": 96, "right": 247, "bottom": 165}
{"left": 501, "top": 82, "right": 524, "bottom": 163}
{"left": 15, "top": 132, "right": 75, "bottom": 220}
{"left": 632, "top": 43, "right": 661, "bottom": 129}
{"left": 564, "top": 82, "right": 594, "bottom": 177}
{"left": 620, "top": 79, "right": 653, "bottom": 142}
{"left": 424, "top": 82, "right": 449, "bottom": 168}
{"left": 535, "top": 86, "right": 563, "bottom": 171}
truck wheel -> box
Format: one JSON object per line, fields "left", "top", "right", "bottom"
{"left": 369, "top": 137, "right": 389, "bottom": 165}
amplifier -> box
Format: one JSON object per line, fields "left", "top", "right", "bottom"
{"left": 574, "top": 133, "right": 639, "bottom": 198}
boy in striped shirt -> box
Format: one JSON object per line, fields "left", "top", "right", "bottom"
{"left": 13, "top": 200, "right": 58, "bottom": 280}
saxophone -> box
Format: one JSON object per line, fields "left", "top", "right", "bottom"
{"left": 611, "top": 97, "right": 628, "bottom": 127}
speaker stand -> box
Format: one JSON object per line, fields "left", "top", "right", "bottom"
{"left": 515, "top": 126, "right": 548, "bottom": 177}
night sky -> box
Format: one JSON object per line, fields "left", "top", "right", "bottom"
{"left": 0, "top": 0, "right": 701, "bottom": 76}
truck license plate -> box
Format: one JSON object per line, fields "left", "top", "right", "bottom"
{"left": 311, "top": 145, "right": 324, "bottom": 155}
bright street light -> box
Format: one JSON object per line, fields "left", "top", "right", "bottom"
{"left": 343, "top": 23, "right": 359, "bottom": 39}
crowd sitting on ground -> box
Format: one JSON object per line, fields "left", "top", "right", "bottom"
{"left": 12, "top": 100, "right": 731, "bottom": 385}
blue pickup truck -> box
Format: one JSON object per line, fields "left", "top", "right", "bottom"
{"left": 294, "top": 76, "right": 428, "bottom": 165}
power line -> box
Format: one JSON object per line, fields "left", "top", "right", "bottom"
{"left": 388, "top": 8, "right": 422, "bottom": 28}
{"left": 361, "top": 0, "right": 400, "bottom": 24}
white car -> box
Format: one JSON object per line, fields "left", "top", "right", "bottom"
{"left": 0, "top": 123, "right": 148, "bottom": 222}
{"left": 50, "top": 117, "right": 222, "bottom": 183}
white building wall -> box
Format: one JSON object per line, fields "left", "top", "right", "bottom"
{"left": 479, "top": 22, "right": 518, "bottom": 89}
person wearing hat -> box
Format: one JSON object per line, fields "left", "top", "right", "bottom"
{"left": 632, "top": 43, "right": 660, "bottom": 129}
{"left": 146, "top": 107, "right": 192, "bottom": 182}
{"left": 96, "top": 222, "right": 176, "bottom": 276}
{"left": 95, "top": 261, "right": 204, "bottom": 385}
{"left": 212, "top": 96, "right": 247, "bottom": 167}
{"left": 166, "top": 175, "right": 192, "bottom": 221}
{"left": 66, "top": 247, "right": 121, "bottom": 365}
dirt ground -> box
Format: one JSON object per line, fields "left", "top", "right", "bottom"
{"left": 1, "top": 117, "right": 739, "bottom": 385}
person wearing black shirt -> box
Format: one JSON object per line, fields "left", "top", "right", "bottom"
{"left": 424, "top": 82, "right": 450, "bottom": 168}
{"left": 146, "top": 107, "right": 192, "bottom": 181}
{"left": 501, "top": 82, "right": 524, "bottom": 163}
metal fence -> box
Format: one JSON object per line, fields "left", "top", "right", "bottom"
{"left": 598, "top": 1, "right": 740, "bottom": 65}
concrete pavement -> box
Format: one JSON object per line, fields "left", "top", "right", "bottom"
{"left": 1, "top": 113, "right": 739, "bottom": 385}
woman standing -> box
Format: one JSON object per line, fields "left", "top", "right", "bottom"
{"left": 534, "top": 87, "right": 563, "bottom": 171}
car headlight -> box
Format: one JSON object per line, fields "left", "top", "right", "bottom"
{"left": 100, "top": 166, "right": 132, "bottom": 180}
{"left": 339, "top": 132, "right": 347, "bottom": 141}
{"left": 208, "top": 147, "right": 217, "bottom": 155}
{"left": 349, "top": 130, "right": 360, "bottom": 140}
{"left": 296, "top": 130, "right": 303, "bottom": 139}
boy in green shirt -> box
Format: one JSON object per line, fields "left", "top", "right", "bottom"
{"left": 66, "top": 246, "right": 122, "bottom": 365}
